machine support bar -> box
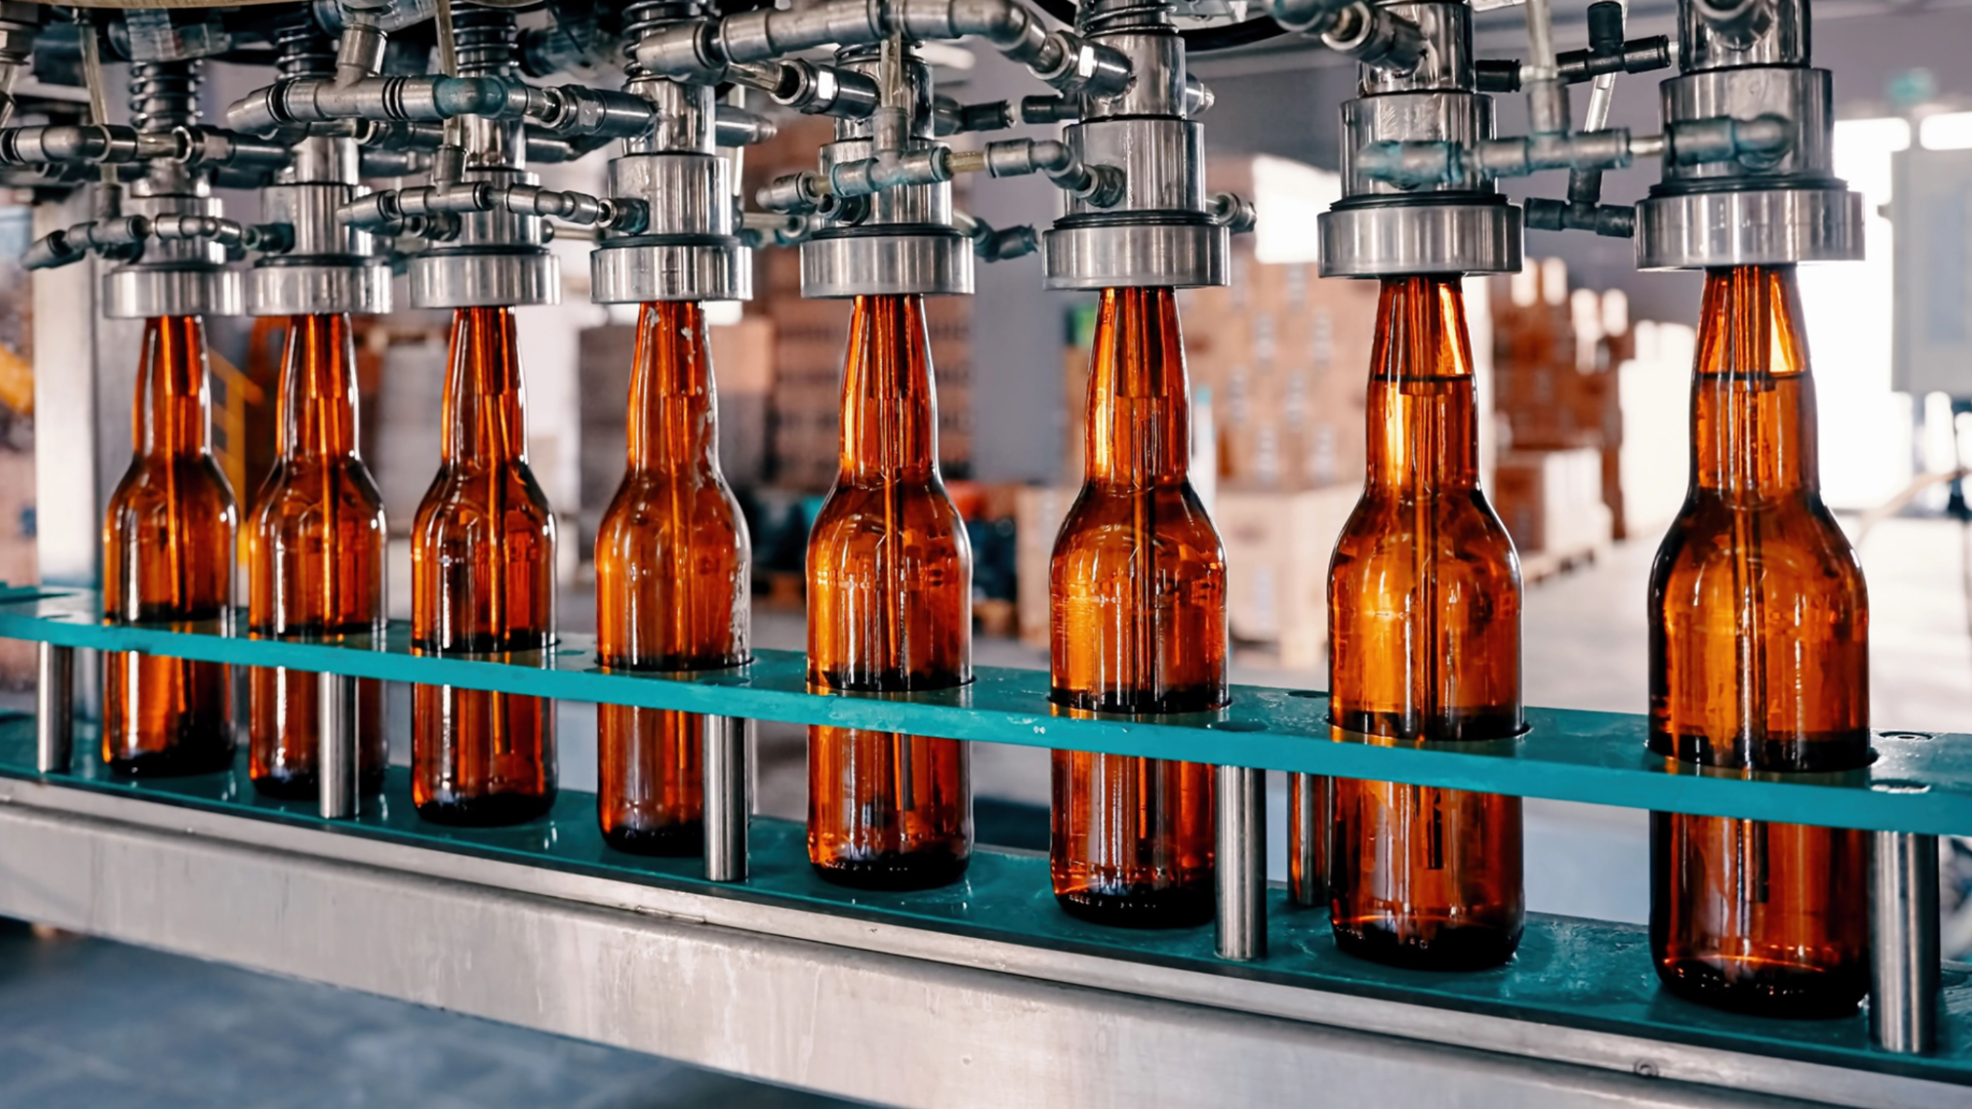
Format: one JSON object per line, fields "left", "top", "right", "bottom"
{"left": 704, "top": 714, "right": 749, "bottom": 882}
{"left": 1290, "top": 772, "right": 1323, "bottom": 907}
{"left": 1869, "top": 830, "right": 1940, "bottom": 1054}
{"left": 1216, "top": 764, "right": 1267, "bottom": 961}
{"left": 318, "top": 671, "right": 359, "bottom": 820}
{"left": 34, "top": 641, "right": 72, "bottom": 774}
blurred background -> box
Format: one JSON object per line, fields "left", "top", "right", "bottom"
{"left": 3, "top": 0, "right": 1972, "bottom": 1104}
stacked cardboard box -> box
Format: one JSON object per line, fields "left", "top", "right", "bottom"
{"left": 0, "top": 447, "right": 34, "bottom": 685}
{"left": 1216, "top": 485, "right": 1360, "bottom": 670}
{"left": 1492, "top": 447, "right": 1613, "bottom": 571}
{"left": 1487, "top": 259, "right": 1622, "bottom": 559}
{"left": 1179, "top": 244, "right": 1378, "bottom": 493}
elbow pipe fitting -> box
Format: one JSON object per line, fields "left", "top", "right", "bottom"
{"left": 1208, "top": 192, "right": 1257, "bottom": 233}
{"left": 1321, "top": 2, "right": 1426, "bottom": 75}
{"left": 1266, "top": 0, "right": 1351, "bottom": 34}
{"left": 634, "top": 0, "right": 1131, "bottom": 96}
{"left": 934, "top": 96, "right": 1013, "bottom": 136}
{"left": 980, "top": 138, "right": 1121, "bottom": 204}
{"left": 757, "top": 59, "right": 883, "bottom": 119}
{"left": 1693, "top": 0, "right": 1773, "bottom": 49}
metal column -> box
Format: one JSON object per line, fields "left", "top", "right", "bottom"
{"left": 34, "top": 641, "right": 72, "bottom": 773}
{"left": 1869, "top": 831, "right": 1940, "bottom": 1054}
{"left": 1216, "top": 763, "right": 1266, "bottom": 960}
{"left": 317, "top": 671, "right": 359, "bottom": 819}
{"left": 703, "top": 714, "right": 749, "bottom": 882}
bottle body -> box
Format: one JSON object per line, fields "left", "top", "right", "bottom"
{"left": 102, "top": 315, "right": 239, "bottom": 775}
{"left": 807, "top": 294, "right": 973, "bottom": 889}
{"left": 411, "top": 307, "right": 558, "bottom": 825}
{"left": 1648, "top": 265, "right": 1870, "bottom": 1017}
{"left": 246, "top": 314, "right": 388, "bottom": 798}
{"left": 595, "top": 301, "right": 751, "bottom": 855}
{"left": 1050, "top": 286, "right": 1226, "bottom": 928}
{"left": 1328, "top": 276, "right": 1524, "bottom": 969}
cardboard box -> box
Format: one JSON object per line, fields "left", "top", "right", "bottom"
{"left": 1492, "top": 447, "right": 1614, "bottom": 558}
{"left": 1013, "top": 485, "right": 1075, "bottom": 649}
{"left": 1216, "top": 485, "right": 1360, "bottom": 672}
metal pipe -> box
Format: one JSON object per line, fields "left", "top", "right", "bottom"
{"left": 635, "top": 0, "right": 1131, "bottom": 97}
{"left": 1214, "top": 765, "right": 1266, "bottom": 962}
{"left": 34, "top": 643, "right": 72, "bottom": 775}
{"left": 318, "top": 672, "right": 359, "bottom": 820}
{"left": 703, "top": 715, "right": 750, "bottom": 883}
{"left": 1869, "top": 831, "right": 1939, "bottom": 1054}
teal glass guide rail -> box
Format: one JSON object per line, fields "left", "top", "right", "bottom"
{"left": 1, "top": 585, "right": 1965, "bottom": 836}
{"left": 0, "top": 713, "right": 1963, "bottom": 1085}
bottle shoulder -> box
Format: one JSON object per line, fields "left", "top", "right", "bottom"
{"left": 1649, "top": 494, "right": 1866, "bottom": 601}
{"left": 1053, "top": 483, "right": 1224, "bottom": 557}
{"left": 1331, "top": 488, "right": 1517, "bottom": 569}
{"left": 107, "top": 455, "right": 238, "bottom": 522}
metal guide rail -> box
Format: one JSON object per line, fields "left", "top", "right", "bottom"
{"left": 0, "top": 583, "right": 1967, "bottom": 1109}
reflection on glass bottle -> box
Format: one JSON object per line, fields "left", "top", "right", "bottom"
{"left": 807, "top": 294, "right": 972, "bottom": 889}
{"left": 103, "top": 315, "right": 238, "bottom": 775}
{"left": 595, "top": 301, "right": 750, "bottom": 855}
{"left": 246, "top": 314, "right": 387, "bottom": 798}
{"left": 1050, "top": 286, "right": 1225, "bottom": 928}
{"left": 411, "top": 306, "right": 558, "bottom": 825}
{"left": 1327, "top": 276, "right": 1524, "bottom": 970}
{"left": 1649, "top": 265, "right": 1870, "bottom": 1017}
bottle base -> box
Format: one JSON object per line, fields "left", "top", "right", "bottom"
{"left": 1332, "top": 919, "right": 1522, "bottom": 971}
{"left": 1055, "top": 886, "right": 1214, "bottom": 929}
{"left": 1655, "top": 957, "right": 1865, "bottom": 1019}
{"left": 811, "top": 850, "right": 970, "bottom": 891}
{"left": 252, "top": 770, "right": 387, "bottom": 801}
{"left": 604, "top": 821, "right": 705, "bottom": 858}
{"left": 416, "top": 792, "right": 557, "bottom": 827}
{"left": 106, "top": 743, "right": 235, "bottom": 779}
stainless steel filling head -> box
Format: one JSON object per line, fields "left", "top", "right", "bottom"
{"left": 800, "top": 228, "right": 973, "bottom": 299}
{"left": 1318, "top": 198, "right": 1522, "bottom": 278}
{"left": 247, "top": 260, "right": 393, "bottom": 317}
{"left": 1635, "top": 0, "right": 1863, "bottom": 269}
{"left": 103, "top": 264, "right": 247, "bottom": 320}
{"left": 591, "top": 239, "right": 751, "bottom": 303}
{"left": 1635, "top": 184, "right": 1862, "bottom": 271}
{"left": 1043, "top": 218, "right": 1226, "bottom": 290}
{"left": 409, "top": 249, "right": 560, "bottom": 309}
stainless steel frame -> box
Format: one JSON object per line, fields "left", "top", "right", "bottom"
{"left": 0, "top": 776, "right": 1955, "bottom": 1109}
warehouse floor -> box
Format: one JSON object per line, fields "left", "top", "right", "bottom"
{"left": 3, "top": 517, "right": 1966, "bottom": 1108}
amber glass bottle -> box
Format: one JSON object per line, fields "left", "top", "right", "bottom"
{"left": 1327, "top": 276, "right": 1524, "bottom": 970}
{"left": 102, "top": 315, "right": 238, "bottom": 775}
{"left": 411, "top": 306, "right": 558, "bottom": 825}
{"left": 595, "top": 301, "right": 750, "bottom": 855}
{"left": 246, "top": 314, "right": 387, "bottom": 798}
{"left": 807, "top": 294, "right": 972, "bottom": 889}
{"left": 1050, "top": 286, "right": 1226, "bottom": 928}
{"left": 1648, "top": 265, "right": 1870, "bottom": 1017}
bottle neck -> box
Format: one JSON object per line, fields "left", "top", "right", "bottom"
{"left": 838, "top": 294, "right": 939, "bottom": 485}
{"left": 1690, "top": 265, "right": 1818, "bottom": 497}
{"left": 443, "top": 306, "right": 528, "bottom": 466}
{"left": 1363, "top": 276, "right": 1480, "bottom": 493}
{"left": 133, "top": 315, "right": 213, "bottom": 460}
{"left": 626, "top": 300, "right": 718, "bottom": 475}
{"left": 1083, "top": 286, "right": 1191, "bottom": 488}
{"left": 278, "top": 314, "right": 361, "bottom": 463}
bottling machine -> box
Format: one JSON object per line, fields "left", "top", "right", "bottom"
{"left": 0, "top": 0, "right": 1962, "bottom": 1105}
